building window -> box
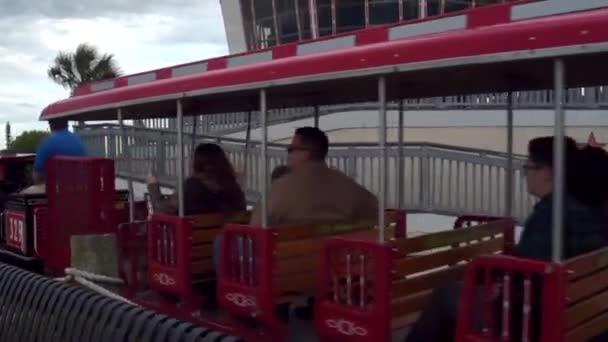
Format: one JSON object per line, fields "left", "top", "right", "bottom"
{"left": 317, "top": 0, "right": 333, "bottom": 36}
{"left": 277, "top": 0, "right": 300, "bottom": 43}
{"left": 241, "top": 0, "right": 510, "bottom": 50}
{"left": 403, "top": 0, "right": 420, "bottom": 20}
{"left": 297, "top": 0, "right": 313, "bottom": 40}
{"left": 337, "top": 0, "right": 365, "bottom": 32}
{"left": 369, "top": 0, "right": 399, "bottom": 25}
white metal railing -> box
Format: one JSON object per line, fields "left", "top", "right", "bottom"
{"left": 137, "top": 88, "right": 608, "bottom": 135}
{"left": 78, "top": 124, "right": 535, "bottom": 222}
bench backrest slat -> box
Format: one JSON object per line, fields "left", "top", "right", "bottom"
{"left": 276, "top": 222, "right": 376, "bottom": 241}
{"left": 394, "top": 237, "right": 504, "bottom": 277}
{"left": 565, "top": 313, "right": 608, "bottom": 342}
{"left": 392, "top": 263, "right": 468, "bottom": 299}
{"left": 390, "top": 289, "right": 433, "bottom": 318}
{"left": 564, "top": 246, "right": 608, "bottom": 340}
{"left": 388, "top": 220, "right": 512, "bottom": 331}
{"left": 275, "top": 227, "right": 396, "bottom": 259}
{"left": 565, "top": 247, "right": 608, "bottom": 281}
{"left": 274, "top": 224, "right": 386, "bottom": 295}
{"left": 394, "top": 220, "right": 508, "bottom": 257}
{"left": 190, "top": 213, "right": 225, "bottom": 228}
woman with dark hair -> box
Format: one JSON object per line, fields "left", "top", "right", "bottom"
{"left": 147, "top": 143, "right": 246, "bottom": 215}
{"left": 405, "top": 136, "right": 608, "bottom": 342}
{"left": 516, "top": 136, "right": 608, "bottom": 260}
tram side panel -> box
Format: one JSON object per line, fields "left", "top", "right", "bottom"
{"left": 314, "top": 219, "right": 515, "bottom": 342}
{"left": 455, "top": 247, "right": 608, "bottom": 342}
{"left": 217, "top": 210, "right": 406, "bottom": 332}
{"left": 42, "top": 157, "right": 142, "bottom": 276}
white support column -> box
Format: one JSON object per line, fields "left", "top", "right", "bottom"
{"left": 419, "top": 0, "right": 427, "bottom": 18}
{"left": 309, "top": 0, "right": 319, "bottom": 39}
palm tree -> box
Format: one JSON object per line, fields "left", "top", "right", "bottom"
{"left": 47, "top": 43, "right": 122, "bottom": 92}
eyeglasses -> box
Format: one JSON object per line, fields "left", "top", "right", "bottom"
{"left": 287, "top": 146, "right": 312, "bottom": 154}
{"left": 523, "top": 163, "right": 543, "bottom": 174}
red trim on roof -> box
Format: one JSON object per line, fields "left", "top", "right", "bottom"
{"left": 41, "top": 7, "right": 608, "bottom": 120}
{"left": 70, "top": 1, "right": 537, "bottom": 97}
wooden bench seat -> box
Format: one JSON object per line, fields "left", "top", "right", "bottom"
{"left": 274, "top": 223, "right": 397, "bottom": 300}
{"left": 564, "top": 248, "right": 608, "bottom": 341}
{"left": 218, "top": 209, "right": 405, "bottom": 330}
{"left": 314, "top": 219, "right": 514, "bottom": 342}
{"left": 455, "top": 246, "right": 608, "bottom": 342}
{"left": 146, "top": 211, "right": 250, "bottom": 305}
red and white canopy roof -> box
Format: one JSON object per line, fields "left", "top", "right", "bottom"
{"left": 40, "top": 0, "right": 608, "bottom": 121}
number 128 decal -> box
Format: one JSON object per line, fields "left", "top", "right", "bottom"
{"left": 5, "top": 211, "right": 26, "bottom": 253}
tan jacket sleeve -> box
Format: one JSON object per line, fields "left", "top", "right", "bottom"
{"left": 147, "top": 183, "right": 178, "bottom": 215}
{"left": 249, "top": 177, "right": 288, "bottom": 227}
{"left": 355, "top": 186, "right": 379, "bottom": 222}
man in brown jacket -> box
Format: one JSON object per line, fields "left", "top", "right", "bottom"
{"left": 250, "top": 127, "right": 378, "bottom": 226}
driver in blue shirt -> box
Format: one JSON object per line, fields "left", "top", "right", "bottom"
{"left": 33, "top": 118, "right": 86, "bottom": 184}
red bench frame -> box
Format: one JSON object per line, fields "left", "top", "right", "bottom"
{"left": 456, "top": 248, "right": 608, "bottom": 342}
{"left": 314, "top": 217, "right": 514, "bottom": 342}
{"left": 217, "top": 210, "right": 406, "bottom": 338}
{"left": 455, "top": 255, "right": 565, "bottom": 342}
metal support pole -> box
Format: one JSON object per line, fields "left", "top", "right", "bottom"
{"left": 176, "top": 100, "right": 185, "bottom": 218}
{"left": 243, "top": 111, "right": 252, "bottom": 188}
{"left": 331, "top": 0, "right": 337, "bottom": 35}
{"left": 191, "top": 116, "right": 198, "bottom": 152}
{"left": 378, "top": 76, "right": 387, "bottom": 243}
{"left": 117, "top": 109, "right": 135, "bottom": 222}
{"left": 552, "top": 59, "right": 566, "bottom": 263}
{"left": 505, "top": 92, "right": 513, "bottom": 217}
{"left": 314, "top": 106, "right": 320, "bottom": 128}
{"left": 505, "top": 92, "right": 514, "bottom": 218}
{"left": 309, "top": 0, "right": 319, "bottom": 39}
{"left": 271, "top": 0, "right": 281, "bottom": 45}
{"left": 295, "top": 0, "right": 303, "bottom": 40}
{"left": 260, "top": 90, "right": 269, "bottom": 228}
{"left": 251, "top": 0, "right": 259, "bottom": 49}
{"left": 398, "top": 0, "right": 404, "bottom": 21}
{"left": 398, "top": 100, "right": 404, "bottom": 209}
{"left": 364, "top": 0, "right": 370, "bottom": 27}
{"left": 420, "top": 0, "right": 427, "bottom": 18}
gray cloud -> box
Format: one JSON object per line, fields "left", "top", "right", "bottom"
{"left": 0, "top": 0, "right": 229, "bottom": 146}
{"left": 0, "top": 0, "right": 205, "bottom": 19}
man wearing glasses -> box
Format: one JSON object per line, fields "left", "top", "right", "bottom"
{"left": 250, "top": 126, "right": 378, "bottom": 226}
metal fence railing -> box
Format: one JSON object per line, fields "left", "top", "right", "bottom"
{"left": 78, "top": 124, "right": 534, "bottom": 222}
{"left": 136, "top": 87, "right": 608, "bottom": 136}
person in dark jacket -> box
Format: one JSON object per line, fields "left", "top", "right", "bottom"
{"left": 514, "top": 137, "right": 608, "bottom": 260}
{"left": 147, "top": 143, "right": 246, "bottom": 216}
{"left": 405, "top": 136, "right": 608, "bottom": 342}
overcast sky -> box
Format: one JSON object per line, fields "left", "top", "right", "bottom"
{"left": 0, "top": 0, "right": 228, "bottom": 147}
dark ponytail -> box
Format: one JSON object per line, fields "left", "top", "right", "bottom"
{"left": 571, "top": 145, "right": 608, "bottom": 209}
{"left": 528, "top": 136, "right": 608, "bottom": 208}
